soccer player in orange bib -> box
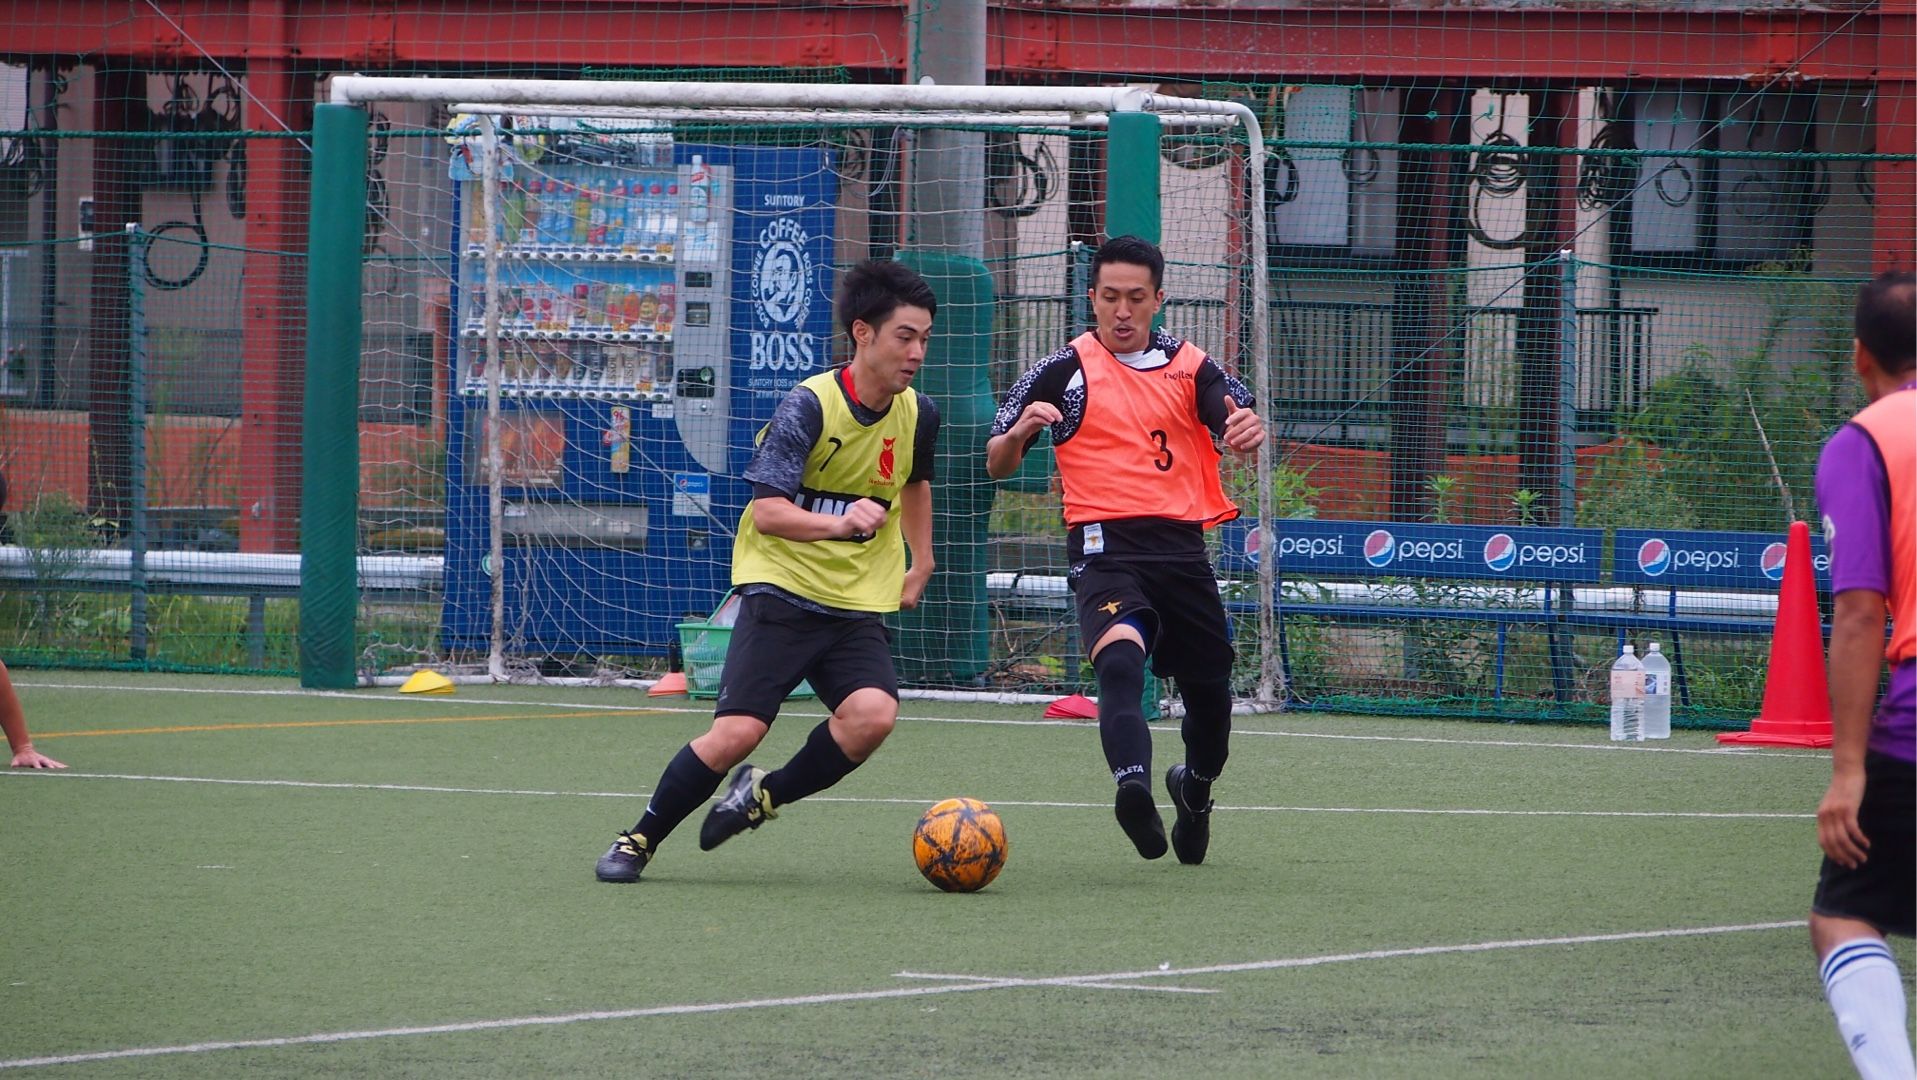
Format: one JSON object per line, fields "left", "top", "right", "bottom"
{"left": 1809, "top": 270, "right": 1914, "bottom": 1079}
{"left": 985, "top": 236, "right": 1266, "bottom": 863}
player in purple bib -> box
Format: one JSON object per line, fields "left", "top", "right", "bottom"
{"left": 1808, "top": 270, "right": 1914, "bottom": 1080}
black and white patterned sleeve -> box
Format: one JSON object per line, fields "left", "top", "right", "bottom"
{"left": 990, "top": 343, "right": 1082, "bottom": 444}
{"left": 742, "top": 385, "right": 825, "bottom": 500}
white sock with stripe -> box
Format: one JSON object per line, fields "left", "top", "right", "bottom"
{"left": 1821, "top": 937, "right": 1916, "bottom": 1080}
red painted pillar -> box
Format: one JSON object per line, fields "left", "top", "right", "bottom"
{"left": 1224, "top": 150, "right": 1247, "bottom": 380}
{"left": 87, "top": 65, "right": 143, "bottom": 531}
{"left": 1517, "top": 89, "right": 1578, "bottom": 522}
{"left": 238, "top": 0, "right": 314, "bottom": 553}
{"left": 1389, "top": 86, "right": 1466, "bottom": 523}
{"left": 1873, "top": 78, "right": 1914, "bottom": 273}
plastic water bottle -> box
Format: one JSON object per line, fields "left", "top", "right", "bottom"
{"left": 1641, "top": 642, "right": 1672, "bottom": 740}
{"left": 622, "top": 182, "right": 648, "bottom": 254}
{"left": 1609, "top": 643, "right": 1644, "bottom": 741}
{"left": 687, "top": 155, "right": 710, "bottom": 226}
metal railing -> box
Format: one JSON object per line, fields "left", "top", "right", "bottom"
{"left": 995, "top": 296, "right": 1655, "bottom": 437}
{"left": 0, "top": 322, "right": 439, "bottom": 420}
{"left": 1268, "top": 301, "right": 1656, "bottom": 432}
{"left": 994, "top": 295, "right": 1227, "bottom": 395}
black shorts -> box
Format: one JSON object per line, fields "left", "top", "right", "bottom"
{"left": 712, "top": 591, "right": 899, "bottom": 724}
{"left": 1813, "top": 750, "right": 1916, "bottom": 938}
{"left": 1068, "top": 556, "right": 1235, "bottom": 682}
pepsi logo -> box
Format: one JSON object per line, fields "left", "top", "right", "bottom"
{"left": 1637, "top": 538, "right": 1671, "bottom": 577}
{"left": 1275, "top": 534, "right": 1344, "bottom": 559}
{"left": 1244, "top": 526, "right": 1264, "bottom": 561}
{"left": 1482, "top": 533, "right": 1518, "bottom": 573}
{"left": 1363, "top": 529, "right": 1396, "bottom": 569}
{"left": 1760, "top": 542, "right": 1787, "bottom": 582}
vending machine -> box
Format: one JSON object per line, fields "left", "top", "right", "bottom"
{"left": 440, "top": 132, "right": 837, "bottom": 660}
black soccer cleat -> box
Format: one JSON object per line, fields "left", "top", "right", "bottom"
{"left": 1166, "top": 764, "right": 1214, "bottom": 866}
{"left": 699, "top": 763, "right": 777, "bottom": 851}
{"left": 1114, "top": 779, "right": 1168, "bottom": 860}
{"left": 595, "top": 830, "right": 652, "bottom": 883}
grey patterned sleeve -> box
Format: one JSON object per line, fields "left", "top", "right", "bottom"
{"left": 741, "top": 385, "right": 825, "bottom": 500}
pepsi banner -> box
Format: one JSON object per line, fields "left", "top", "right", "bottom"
{"left": 1217, "top": 519, "right": 1605, "bottom": 583}
{"left": 1612, "top": 529, "right": 1831, "bottom": 590}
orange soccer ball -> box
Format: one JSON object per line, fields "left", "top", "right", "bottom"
{"left": 912, "top": 797, "right": 1008, "bottom": 893}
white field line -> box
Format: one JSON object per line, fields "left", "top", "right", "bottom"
{"left": 12, "top": 681, "right": 660, "bottom": 711}
{"left": 13, "top": 681, "right": 1822, "bottom": 759}
{"left": 897, "top": 919, "right": 1806, "bottom": 987}
{"left": 0, "top": 769, "right": 1814, "bottom": 819}
{"left": 898, "top": 973, "right": 1217, "bottom": 994}
{"left": 1227, "top": 727, "right": 1815, "bottom": 758}
{"left": 0, "top": 920, "right": 1800, "bottom": 1071}
{"left": 1059, "top": 982, "right": 1218, "bottom": 994}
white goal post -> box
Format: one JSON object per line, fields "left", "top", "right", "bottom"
{"left": 311, "top": 75, "right": 1280, "bottom": 706}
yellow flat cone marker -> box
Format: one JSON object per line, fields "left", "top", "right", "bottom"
{"left": 648, "top": 671, "right": 688, "bottom": 697}
{"left": 398, "top": 669, "right": 455, "bottom": 695}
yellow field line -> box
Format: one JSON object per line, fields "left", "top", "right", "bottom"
{"left": 35, "top": 709, "right": 674, "bottom": 740}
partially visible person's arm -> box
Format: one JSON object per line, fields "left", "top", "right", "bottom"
{"left": 1818, "top": 589, "right": 1884, "bottom": 868}
{"left": 898, "top": 397, "right": 940, "bottom": 609}
{"left": 897, "top": 480, "right": 934, "bottom": 610}
{"left": 1, "top": 659, "right": 66, "bottom": 769}
{"left": 1811, "top": 423, "right": 1892, "bottom": 868}
{"left": 986, "top": 404, "right": 1059, "bottom": 479}
{"left": 750, "top": 494, "right": 886, "bottom": 543}
{"left": 985, "top": 347, "right": 1074, "bottom": 479}
{"left": 742, "top": 384, "right": 886, "bottom": 542}
{"left": 1194, "top": 355, "right": 1266, "bottom": 455}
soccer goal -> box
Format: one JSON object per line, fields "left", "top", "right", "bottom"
{"left": 305, "top": 75, "right": 1279, "bottom": 706}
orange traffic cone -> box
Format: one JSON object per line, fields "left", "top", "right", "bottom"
{"left": 1717, "top": 520, "right": 1833, "bottom": 748}
{"left": 648, "top": 671, "right": 688, "bottom": 697}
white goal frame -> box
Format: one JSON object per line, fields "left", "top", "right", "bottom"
{"left": 327, "top": 76, "right": 1281, "bottom": 707}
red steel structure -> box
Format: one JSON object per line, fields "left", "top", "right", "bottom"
{"left": 5, "top": 0, "right": 1908, "bottom": 550}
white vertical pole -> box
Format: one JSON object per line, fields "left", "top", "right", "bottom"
{"left": 478, "top": 116, "right": 507, "bottom": 681}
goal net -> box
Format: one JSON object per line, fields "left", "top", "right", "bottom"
{"left": 315, "top": 76, "right": 1279, "bottom": 703}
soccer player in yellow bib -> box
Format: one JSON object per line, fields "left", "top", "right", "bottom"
{"left": 597, "top": 260, "right": 939, "bottom": 882}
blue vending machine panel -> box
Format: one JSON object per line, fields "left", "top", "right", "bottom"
{"left": 441, "top": 140, "right": 837, "bottom": 658}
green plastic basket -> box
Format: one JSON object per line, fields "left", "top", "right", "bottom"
{"left": 675, "top": 621, "right": 816, "bottom": 700}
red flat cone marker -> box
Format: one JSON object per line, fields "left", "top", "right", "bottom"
{"left": 1718, "top": 520, "right": 1833, "bottom": 748}
{"left": 1044, "top": 693, "right": 1099, "bottom": 719}
{"left": 648, "top": 671, "right": 688, "bottom": 697}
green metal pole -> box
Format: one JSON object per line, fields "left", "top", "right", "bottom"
{"left": 126, "top": 225, "right": 148, "bottom": 663}
{"left": 299, "top": 104, "right": 369, "bottom": 688}
{"left": 1104, "top": 111, "right": 1162, "bottom": 244}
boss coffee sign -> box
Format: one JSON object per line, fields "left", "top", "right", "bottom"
{"left": 1611, "top": 529, "right": 1830, "bottom": 589}
{"left": 1220, "top": 520, "right": 1604, "bottom": 583}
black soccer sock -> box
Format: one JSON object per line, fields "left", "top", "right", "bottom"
{"left": 633, "top": 743, "right": 726, "bottom": 845}
{"left": 1177, "top": 675, "right": 1233, "bottom": 805}
{"left": 761, "top": 720, "right": 860, "bottom": 808}
{"left": 1093, "top": 640, "right": 1152, "bottom": 786}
